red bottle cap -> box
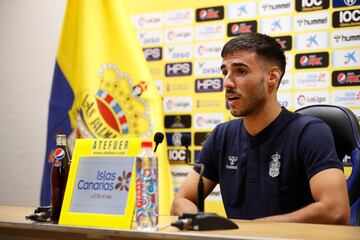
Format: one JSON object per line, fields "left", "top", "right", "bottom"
{"left": 141, "top": 141, "right": 152, "bottom": 148}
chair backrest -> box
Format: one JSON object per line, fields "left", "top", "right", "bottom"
{"left": 295, "top": 104, "right": 360, "bottom": 225}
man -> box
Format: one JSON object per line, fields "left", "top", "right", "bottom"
{"left": 171, "top": 33, "right": 350, "bottom": 225}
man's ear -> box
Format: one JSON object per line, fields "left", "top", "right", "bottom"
{"left": 268, "top": 66, "right": 282, "bottom": 90}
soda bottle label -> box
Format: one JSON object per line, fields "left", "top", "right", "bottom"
{"left": 53, "top": 148, "right": 65, "bottom": 166}
{"left": 135, "top": 168, "right": 158, "bottom": 228}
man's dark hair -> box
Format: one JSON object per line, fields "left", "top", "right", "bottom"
{"left": 221, "top": 33, "right": 286, "bottom": 81}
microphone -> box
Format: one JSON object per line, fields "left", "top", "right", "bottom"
{"left": 153, "top": 132, "right": 164, "bottom": 153}
{"left": 180, "top": 135, "right": 191, "bottom": 164}
{"left": 172, "top": 135, "right": 238, "bottom": 231}
{"left": 181, "top": 134, "right": 204, "bottom": 212}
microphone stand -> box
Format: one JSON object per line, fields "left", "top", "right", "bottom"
{"left": 171, "top": 145, "right": 238, "bottom": 231}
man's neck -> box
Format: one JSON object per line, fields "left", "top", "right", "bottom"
{"left": 243, "top": 102, "right": 282, "bottom": 136}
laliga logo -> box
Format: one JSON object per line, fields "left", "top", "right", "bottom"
{"left": 167, "top": 31, "right": 175, "bottom": 41}
{"left": 138, "top": 17, "right": 145, "bottom": 27}
{"left": 297, "top": 94, "right": 307, "bottom": 105}
{"left": 197, "top": 45, "right": 206, "bottom": 56}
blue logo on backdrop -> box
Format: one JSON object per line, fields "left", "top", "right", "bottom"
{"left": 333, "top": 0, "right": 359, "bottom": 8}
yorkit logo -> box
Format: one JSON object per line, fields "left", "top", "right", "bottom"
{"left": 332, "top": 70, "right": 360, "bottom": 86}
{"left": 164, "top": 115, "right": 192, "bottom": 129}
{"left": 143, "top": 47, "right": 162, "bottom": 61}
{"left": 333, "top": 0, "right": 359, "bottom": 8}
{"left": 165, "top": 62, "right": 192, "bottom": 77}
{"left": 274, "top": 36, "right": 292, "bottom": 51}
{"left": 196, "top": 6, "right": 224, "bottom": 22}
{"left": 333, "top": 9, "right": 360, "bottom": 28}
{"left": 295, "top": 52, "right": 329, "bottom": 69}
{"left": 137, "top": 30, "right": 163, "bottom": 46}
{"left": 195, "top": 78, "right": 223, "bottom": 93}
{"left": 166, "top": 132, "right": 191, "bottom": 146}
{"left": 165, "top": 44, "right": 192, "bottom": 61}
{"left": 296, "top": 0, "right": 329, "bottom": 12}
{"left": 227, "top": 21, "right": 257, "bottom": 36}
{"left": 195, "top": 60, "right": 222, "bottom": 76}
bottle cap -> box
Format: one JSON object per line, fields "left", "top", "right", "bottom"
{"left": 141, "top": 141, "right": 152, "bottom": 148}
{"left": 56, "top": 134, "right": 67, "bottom": 146}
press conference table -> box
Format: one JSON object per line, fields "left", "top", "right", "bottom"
{"left": 0, "top": 205, "right": 359, "bottom": 240}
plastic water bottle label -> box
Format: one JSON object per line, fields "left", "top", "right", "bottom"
{"left": 136, "top": 168, "right": 158, "bottom": 229}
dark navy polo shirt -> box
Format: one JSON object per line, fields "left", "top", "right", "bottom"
{"left": 197, "top": 108, "right": 343, "bottom": 219}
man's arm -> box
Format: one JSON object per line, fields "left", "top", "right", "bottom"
{"left": 257, "top": 168, "right": 350, "bottom": 225}
{"left": 170, "top": 169, "right": 217, "bottom": 216}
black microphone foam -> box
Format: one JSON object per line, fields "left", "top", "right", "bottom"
{"left": 181, "top": 135, "right": 191, "bottom": 148}
{"left": 153, "top": 132, "right": 164, "bottom": 152}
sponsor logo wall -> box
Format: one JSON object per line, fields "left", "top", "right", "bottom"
{"left": 128, "top": 0, "right": 360, "bottom": 198}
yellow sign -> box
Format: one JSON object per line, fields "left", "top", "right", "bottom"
{"left": 59, "top": 138, "right": 142, "bottom": 229}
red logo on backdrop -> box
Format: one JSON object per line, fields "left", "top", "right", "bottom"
{"left": 196, "top": 6, "right": 224, "bottom": 22}
{"left": 332, "top": 70, "right": 360, "bottom": 87}
{"left": 295, "top": 52, "right": 329, "bottom": 69}
{"left": 227, "top": 21, "right": 257, "bottom": 36}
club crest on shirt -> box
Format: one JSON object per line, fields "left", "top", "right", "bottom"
{"left": 269, "top": 152, "right": 281, "bottom": 178}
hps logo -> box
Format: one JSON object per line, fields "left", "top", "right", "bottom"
{"left": 77, "top": 170, "right": 131, "bottom": 192}
{"left": 143, "top": 47, "right": 162, "bottom": 61}
{"left": 195, "top": 78, "right": 223, "bottom": 92}
{"left": 165, "top": 62, "right": 192, "bottom": 77}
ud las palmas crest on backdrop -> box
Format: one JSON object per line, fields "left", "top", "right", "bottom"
{"left": 41, "top": 0, "right": 173, "bottom": 215}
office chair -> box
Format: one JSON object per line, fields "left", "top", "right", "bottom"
{"left": 295, "top": 104, "right": 360, "bottom": 226}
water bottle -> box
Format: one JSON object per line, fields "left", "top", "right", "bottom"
{"left": 135, "top": 141, "right": 158, "bottom": 231}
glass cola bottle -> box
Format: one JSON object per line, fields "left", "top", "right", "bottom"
{"left": 50, "top": 134, "right": 71, "bottom": 223}
{"left": 135, "top": 141, "right": 159, "bottom": 231}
